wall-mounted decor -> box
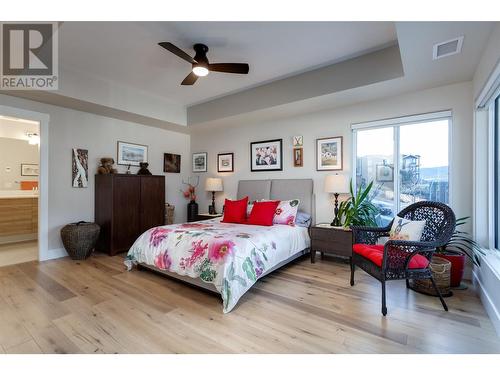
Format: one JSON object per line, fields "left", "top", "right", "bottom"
{"left": 376, "top": 164, "right": 394, "bottom": 182}
{"left": 164, "top": 153, "right": 181, "bottom": 173}
{"left": 316, "top": 136, "right": 343, "bottom": 171}
{"left": 72, "top": 148, "right": 88, "bottom": 188}
{"left": 293, "top": 135, "right": 303, "bottom": 147}
{"left": 192, "top": 152, "right": 208, "bottom": 172}
{"left": 250, "top": 139, "right": 283, "bottom": 172}
{"left": 21, "top": 163, "right": 39, "bottom": 176}
{"left": 217, "top": 153, "right": 234, "bottom": 172}
{"left": 117, "top": 141, "right": 148, "bottom": 166}
{"left": 293, "top": 148, "right": 303, "bottom": 167}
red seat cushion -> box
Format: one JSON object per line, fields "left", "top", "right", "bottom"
{"left": 353, "top": 244, "right": 429, "bottom": 269}
{"left": 222, "top": 197, "right": 249, "bottom": 224}
{"left": 247, "top": 200, "right": 280, "bottom": 226}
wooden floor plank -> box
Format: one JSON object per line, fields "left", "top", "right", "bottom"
{"left": 0, "top": 255, "right": 498, "bottom": 353}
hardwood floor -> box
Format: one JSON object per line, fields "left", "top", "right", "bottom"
{"left": 0, "top": 240, "right": 37, "bottom": 267}
{"left": 0, "top": 253, "right": 498, "bottom": 353}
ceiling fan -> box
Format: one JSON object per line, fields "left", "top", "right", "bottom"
{"left": 158, "top": 42, "right": 249, "bottom": 85}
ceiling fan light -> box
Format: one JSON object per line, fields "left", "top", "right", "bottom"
{"left": 192, "top": 66, "right": 209, "bottom": 77}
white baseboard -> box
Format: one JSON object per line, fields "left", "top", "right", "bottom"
{"left": 40, "top": 247, "right": 68, "bottom": 261}
{"left": 473, "top": 262, "right": 500, "bottom": 337}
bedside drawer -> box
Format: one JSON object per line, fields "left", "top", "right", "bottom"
{"left": 310, "top": 226, "right": 352, "bottom": 260}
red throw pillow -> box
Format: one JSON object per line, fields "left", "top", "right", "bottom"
{"left": 247, "top": 200, "right": 280, "bottom": 226}
{"left": 222, "top": 197, "right": 249, "bottom": 224}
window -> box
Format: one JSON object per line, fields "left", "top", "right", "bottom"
{"left": 494, "top": 95, "right": 500, "bottom": 248}
{"left": 353, "top": 112, "right": 451, "bottom": 226}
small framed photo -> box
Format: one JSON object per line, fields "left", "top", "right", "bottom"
{"left": 316, "top": 136, "right": 343, "bottom": 171}
{"left": 72, "top": 149, "right": 88, "bottom": 188}
{"left": 376, "top": 164, "right": 394, "bottom": 182}
{"left": 117, "top": 141, "right": 148, "bottom": 166}
{"left": 192, "top": 152, "right": 208, "bottom": 172}
{"left": 293, "top": 148, "right": 303, "bottom": 167}
{"left": 21, "top": 163, "right": 39, "bottom": 176}
{"left": 250, "top": 139, "right": 283, "bottom": 172}
{"left": 293, "top": 135, "right": 303, "bottom": 147}
{"left": 164, "top": 153, "right": 181, "bottom": 173}
{"left": 217, "top": 153, "right": 234, "bottom": 172}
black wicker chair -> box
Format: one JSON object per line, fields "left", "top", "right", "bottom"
{"left": 350, "top": 201, "right": 456, "bottom": 316}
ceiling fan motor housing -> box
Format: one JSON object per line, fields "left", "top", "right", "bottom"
{"left": 193, "top": 43, "right": 209, "bottom": 69}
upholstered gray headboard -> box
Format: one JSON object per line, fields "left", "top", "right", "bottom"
{"left": 237, "top": 178, "right": 315, "bottom": 224}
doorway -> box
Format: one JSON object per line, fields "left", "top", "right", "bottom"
{"left": 0, "top": 104, "right": 49, "bottom": 265}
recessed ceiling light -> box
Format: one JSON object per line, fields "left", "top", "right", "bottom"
{"left": 433, "top": 36, "right": 464, "bottom": 60}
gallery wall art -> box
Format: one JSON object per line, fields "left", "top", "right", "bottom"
{"left": 217, "top": 153, "right": 234, "bottom": 172}
{"left": 192, "top": 152, "right": 208, "bottom": 172}
{"left": 117, "top": 141, "right": 148, "bottom": 166}
{"left": 21, "top": 163, "right": 39, "bottom": 176}
{"left": 316, "top": 136, "right": 343, "bottom": 171}
{"left": 72, "top": 148, "right": 88, "bottom": 188}
{"left": 250, "top": 139, "right": 283, "bottom": 172}
{"left": 164, "top": 153, "right": 181, "bottom": 173}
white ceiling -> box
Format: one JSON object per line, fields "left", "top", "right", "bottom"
{"left": 59, "top": 22, "right": 397, "bottom": 106}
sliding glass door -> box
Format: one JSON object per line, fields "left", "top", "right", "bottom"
{"left": 354, "top": 113, "right": 450, "bottom": 226}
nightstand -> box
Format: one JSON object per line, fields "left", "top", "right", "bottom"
{"left": 196, "top": 213, "right": 223, "bottom": 221}
{"left": 310, "top": 223, "right": 352, "bottom": 263}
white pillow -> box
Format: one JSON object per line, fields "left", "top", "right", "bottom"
{"left": 389, "top": 215, "right": 426, "bottom": 241}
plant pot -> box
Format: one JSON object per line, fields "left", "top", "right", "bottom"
{"left": 187, "top": 200, "right": 198, "bottom": 222}
{"left": 434, "top": 253, "right": 465, "bottom": 287}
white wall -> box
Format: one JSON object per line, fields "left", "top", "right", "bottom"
{"left": 0, "top": 138, "right": 39, "bottom": 190}
{"left": 473, "top": 23, "right": 500, "bottom": 100}
{"left": 0, "top": 93, "right": 191, "bottom": 254}
{"left": 191, "top": 81, "right": 473, "bottom": 226}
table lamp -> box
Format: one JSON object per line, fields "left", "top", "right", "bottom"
{"left": 324, "top": 174, "right": 347, "bottom": 226}
{"left": 205, "top": 177, "right": 223, "bottom": 214}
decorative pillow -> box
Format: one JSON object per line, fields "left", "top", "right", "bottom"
{"left": 389, "top": 215, "right": 426, "bottom": 241}
{"left": 295, "top": 211, "right": 312, "bottom": 228}
{"left": 273, "top": 199, "right": 300, "bottom": 226}
{"left": 222, "top": 197, "right": 249, "bottom": 224}
{"left": 247, "top": 200, "right": 280, "bottom": 226}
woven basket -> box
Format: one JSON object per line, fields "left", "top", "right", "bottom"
{"left": 165, "top": 203, "right": 175, "bottom": 225}
{"left": 410, "top": 256, "right": 451, "bottom": 296}
{"left": 60, "top": 221, "right": 100, "bottom": 260}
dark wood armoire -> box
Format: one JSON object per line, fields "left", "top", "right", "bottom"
{"left": 95, "top": 174, "right": 165, "bottom": 255}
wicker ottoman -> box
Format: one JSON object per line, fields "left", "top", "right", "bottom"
{"left": 61, "top": 221, "right": 100, "bottom": 260}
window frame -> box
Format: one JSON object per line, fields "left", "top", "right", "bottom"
{"left": 352, "top": 111, "right": 453, "bottom": 216}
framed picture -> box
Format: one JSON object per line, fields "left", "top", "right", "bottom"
{"left": 72, "top": 148, "right": 88, "bottom": 188}
{"left": 293, "top": 148, "right": 303, "bottom": 167}
{"left": 21, "top": 163, "right": 39, "bottom": 176}
{"left": 250, "top": 139, "right": 283, "bottom": 172}
{"left": 192, "top": 152, "right": 207, "bottom": 172}
{"left": 293, "top": 135, "right": 303, "bottom": 147}
{"left": 217, "top": 153, "right": 234, "bottom": 172}
{"left": 316, "top": 136, "right": 343, "bottom": 171}
{"left": 164, "top": 153, "right": 181, "bottom": 173}
{"left": 117, "top": 141, "right": 148, "bottom": 166}
{"left": 376, "top": 164, "right": 394, "bottom": 182}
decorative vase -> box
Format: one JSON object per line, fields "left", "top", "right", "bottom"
{"left": 434, "top": 253, "right": 466, "bottom": 288}
{"left": 187, "top": 200, "right": 198, "bottom": 222}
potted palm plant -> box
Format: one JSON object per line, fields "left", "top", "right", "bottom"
{"left": 337, "top": 180, "right": 378, "bottom": 227}
{"left": 434, "top": 216, "right": 484, "bottom": 288}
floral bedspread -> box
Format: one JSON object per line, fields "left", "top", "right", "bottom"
{"left": 124, "top": 219, "right": 310, "bottom": 312}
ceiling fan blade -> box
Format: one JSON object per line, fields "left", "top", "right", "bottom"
{"left": 181, "top": 72, "right": 199, "bottom": 85}
{"left": 209, "top": 63, "right": 249, "bottom": 74}
{"left": 158, "top": 42, "right": 196, "bottom": 64}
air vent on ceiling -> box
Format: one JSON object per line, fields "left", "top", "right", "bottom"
{"left": 433, "top": 36, "right": 464, "bottom": 60}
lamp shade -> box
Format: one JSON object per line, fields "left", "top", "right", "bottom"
{"left": 324, "top": 174, "right": 348, "bottom": 193}
{"left": 205, "top": 177, "right": 223, "bottom": 192}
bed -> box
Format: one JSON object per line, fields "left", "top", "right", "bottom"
{"left": 124, "top": 178, "right": 315, "bottom": 313}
